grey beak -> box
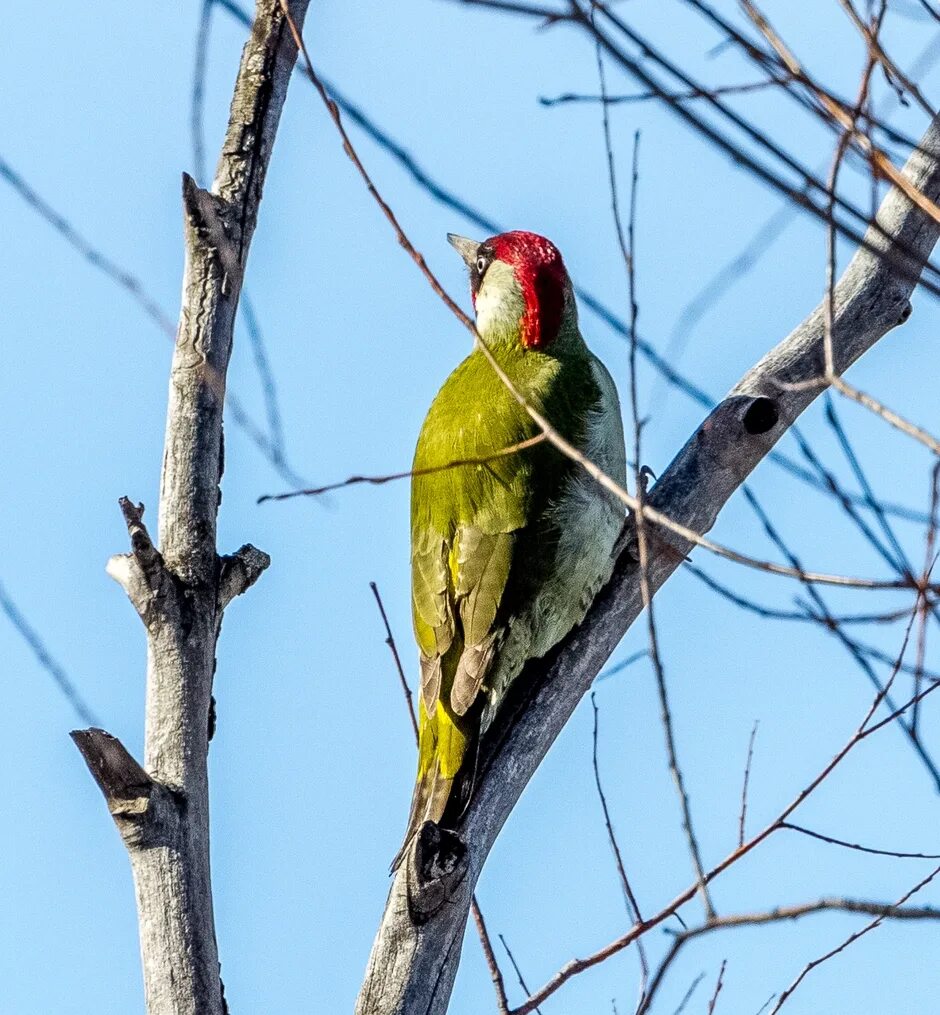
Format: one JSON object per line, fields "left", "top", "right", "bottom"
{"left": 447, "top": 233, "right": 480, "bottom": 268}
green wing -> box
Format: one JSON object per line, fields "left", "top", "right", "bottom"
{"left": 393, "top": 345, "right": 600, "bottom": 868}
{"left": 411, "top": 352, "right": 543, "bottom": 728}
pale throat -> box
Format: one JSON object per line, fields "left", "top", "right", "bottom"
{"left": 474, "top": 261, "right": 524, "bottom": 340}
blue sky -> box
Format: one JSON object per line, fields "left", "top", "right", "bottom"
{"left": 2, "top": 2, "right": 940, "bottom": 1012}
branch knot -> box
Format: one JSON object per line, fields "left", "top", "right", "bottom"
{"left": 218, "top": 544, "right": 271, "bottom": 611}
{"left": 406, "top": 821, "right": 469, "bottom": 925}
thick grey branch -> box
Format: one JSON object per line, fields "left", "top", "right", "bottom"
{"left": 355, "top": 116, "right": 940, "bottom": 1015}
{"left": 74, "top": 3, "right": 308, "bottom": 1014}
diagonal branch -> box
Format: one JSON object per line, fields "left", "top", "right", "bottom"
{"left": 354, "top": 105, "right": 940, "bottom": 1015}
{"left": 768, "top": 865, "right": 940, "bottom": 1013}
{"left": 639, "top": 892, "right": 940, "bottom": 1012}
{"left": 216, "top": 0, "right": 931, "bottom": 524}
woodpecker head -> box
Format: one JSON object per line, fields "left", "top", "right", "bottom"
{"left": 448, "top": 230, "right": 576, "bottom": 351}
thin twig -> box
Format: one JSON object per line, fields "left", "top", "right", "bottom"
{"left": 192, "top": 0, "right": 214, "bottom": 185}
{"left": 500, "top": 935, "right": 543, "bottom": 1015}
{"left": 260, "top": 435, "right": 547, "bottom": 502}
{"left": 706, "top": 960, "right": 726, "bottom": 1014}
{"left": 472, "top": 900, "right": 511, "bottom": 1015}
{"left": 540, "top": 78, "right": 781, "bottom": 106}
{"left": 823, "top": 397, "right": 913, "bottom": 577}
{"left": 0, "top": 577, "right": 99, "bottom": 727}
{"left": 829, "top": 376, "right": 940, "bottom": 455}
{"left": 738, "top": 722, "right": 759, "bottom": 847}
{"left": 636, "top": 936, "right": 684, "bottom": 1015}
{"left": 685, "top": 562, "right": 916, "bottom": 626}
{"left": 0, "top": 154, "right": 175, "bottom": 335}
{"left": 837, "top": 0, "right": 935, "bottom": 118}
{"left": 789, "top": 426, "right": 904, "bottom": 577}
{"left": 915, "top": 463, "right": 940, "bottom": 728}
{"left": 369, "top": 582, "right": 417, "bottom": 742}
{"left": 590, "top": 694, "right": 649, "bottom": 994}
{"left": 590, "top": 699, "right": 644, "bottom": 921}
{"left": 596, "top": 649, "right": 649, "bottom": 683}
{"left": 768, "top": 865, "right": 940, "bottom": 1012}
{"left": 240, "top": 293, "right": 288, "bottom": 467}
{"left": 671, "top": 973, "right": 705, "bottom": 1014}
{"left": 781, "top": 822, "right": 940, "bottom": 859}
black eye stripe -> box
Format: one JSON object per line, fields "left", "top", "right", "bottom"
{"left": 469, "top": 245, "right": 494, "bottom": 297}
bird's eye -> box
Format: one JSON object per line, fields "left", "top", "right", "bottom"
{"left": 476, "top": 255, "right": 488, "bottom": 275}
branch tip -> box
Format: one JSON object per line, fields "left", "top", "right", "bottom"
{"left": 110, "top": 496, "right": 168, "bottom": 620}
{"left": 71, "top": 728, "right": 153, "bottom": 809}
{"left": 181, "top": 170, "right": 203, "bottom": 216}
{"left": 117, "top": 496, "right": 162, "bottom": 572}
{"left": 218, "top": 543, "right": 271, "bottom": 610}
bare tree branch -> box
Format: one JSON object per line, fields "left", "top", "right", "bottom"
{"left": 639, "top": 892, "right": 940, "bottom": 1012}
{"left": 738, "top": 722, "right": 759, "bottom": 847}
{"left": 354, "top": 105, "right": 940, "bottom": 1015}
{"left": 768, "top": 865, "right": 940, "bottom": 1013}
{"left": 471, "top": 902, "right": 510, "bottom": 1015}
{"left": 70, "top": 3, "right": 306, "bottom": 1013}
{"left": 706, "top": 960, "right": 726, "bottom": 1013}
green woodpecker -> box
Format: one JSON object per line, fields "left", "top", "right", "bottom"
{"left": 394, "top": 230, "right": 626, "bottom": 868}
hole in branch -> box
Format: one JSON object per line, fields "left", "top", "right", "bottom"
{"left": 742, "top": 397, "right": 779, "bottom": 435}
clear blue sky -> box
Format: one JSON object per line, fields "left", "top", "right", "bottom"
{"left": 2, "top": 2, "right": 940, "bottom": 1012}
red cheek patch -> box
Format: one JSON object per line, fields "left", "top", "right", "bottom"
{"left": 522, "top": 260, "right": 565, "bottom": 349}
{"left": 489, "top": 231, "right": 567, "bottom": 349}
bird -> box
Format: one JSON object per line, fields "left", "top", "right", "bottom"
{"left": 393, "top": 230, "right": 626, "bottom": 869}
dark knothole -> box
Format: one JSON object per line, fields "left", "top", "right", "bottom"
{"left": 742, "top": 397, "right": 779, "bottom": 435}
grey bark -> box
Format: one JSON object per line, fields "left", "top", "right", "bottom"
{"left": 355, "top": 117, "right": 940, "bottom": 1015}
{"left": 71, "top": 3, "right": 308, "bottom": 1013}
